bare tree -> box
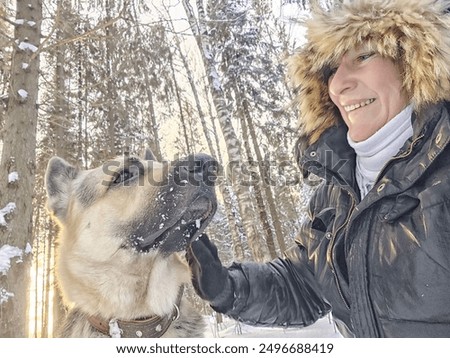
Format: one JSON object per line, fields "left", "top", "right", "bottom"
{"left": 0, "top": 0, "right": 42, "bottom": 337}
{"left": 0, "top": 2, "right": 11, "bottom": 132}
{"left": 240, "top": 110, "right": 278, "bottom": 258}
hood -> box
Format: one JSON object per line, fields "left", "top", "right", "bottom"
{"left": 288, "top": 0, "right": 450, "bottom": 145}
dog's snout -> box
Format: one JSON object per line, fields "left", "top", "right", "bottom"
{"left": 173, "top": 153, "right": 219, "bottom": 186}
{"left": 189, "top": 154, "right": 218, "bottom": 180}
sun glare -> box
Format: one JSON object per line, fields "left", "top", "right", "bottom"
{"left": 28, "top": 241, "right": 55, "bottom": 338}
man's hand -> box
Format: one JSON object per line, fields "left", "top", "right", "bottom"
{"left": 186, "top": 234, "right": 234, "bottom": 310}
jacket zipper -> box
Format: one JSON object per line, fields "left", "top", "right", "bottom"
{"left": 328, "top": 137, "right": 423, "bottom": 312}
{"left": 327, "top": 193, "right": 355, "bottom": 311}
{"left": 331, "top": 134, "right": 424, "bottom": 329}
{"left": 374, "top": 134, "right": 425, "bottom": 184}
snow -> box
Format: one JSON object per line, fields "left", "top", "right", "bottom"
{"left": 25, "top": 242, "right": 32, "bottom": 255}
{"left": 18, "top": 41, "right": 38, "bottom": 52}
{"left": 22, "top": 63, "right": 29, "bottom": 70}
{"left": 204, "top": 314, "right": 342, "bottom": 338}
{"left": 8, "top": 171, "right": 19, "bottom": 183}
{"left": 12, "top": 18, "right": 35, "bottom": 27}
{"left": 18, "top": 89, "right": 28, "bottom": 99}
{"left": 0, "top": 202, "right": 16, "bottom": 226}
{"left": 0, "top": 244, "right": 23, "bottom": 275}
{"left": 0, "top": 288, "right": 14, "bottom": 305}
{"left": 210, "top": 70, "right": 222, "bottom": 91}
{"left": 108, "top": 319, "right": 121, "bottom": 338}
{"left": 0, "top": 243, "right": 30, "bottom": 306}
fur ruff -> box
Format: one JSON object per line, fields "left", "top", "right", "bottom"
{"left": 287, "top": 0, "right": 450, "bottom": 145}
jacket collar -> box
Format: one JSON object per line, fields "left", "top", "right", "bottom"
{"left": 296, "top": 101, "right": 450, "bottom": 199}
{"left": 297, "top": 120, "right": 358, "bottom": 195}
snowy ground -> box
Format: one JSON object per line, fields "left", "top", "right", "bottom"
{"left": 204, "top": 314, "right": 343, "bottom": 338}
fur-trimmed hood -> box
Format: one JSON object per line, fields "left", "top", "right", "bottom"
{"left": 288, "top": 0, "right": 450, "bottom": 145}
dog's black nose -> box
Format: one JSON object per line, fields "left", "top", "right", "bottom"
{"left": 173, "top": 153, "right": 219, "bottom": 186}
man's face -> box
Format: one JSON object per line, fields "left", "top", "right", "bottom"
{"left": 328, "top": 46, "right": 408, "bottom": 142}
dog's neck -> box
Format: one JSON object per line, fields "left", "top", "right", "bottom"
{"left": 87, "top": 285, "right": 184, "bottom": 338}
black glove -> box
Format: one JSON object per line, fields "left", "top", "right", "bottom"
{"left": 186, "top": 234, "right": 234, "bottom": 311}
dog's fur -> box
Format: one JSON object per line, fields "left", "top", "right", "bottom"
{"left": 45, "top": 149, "right": 217, "bottom": 337}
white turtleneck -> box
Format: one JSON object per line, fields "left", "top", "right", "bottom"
{"left": 347, "top": 105, "right": 413, "bottom": 198}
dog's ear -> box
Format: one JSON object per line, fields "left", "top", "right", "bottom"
{"left": 45, "top": 156, "right": 79, "bottom": 222}
{"left": 143, "top": 147, "right": 157, "bottom": 161}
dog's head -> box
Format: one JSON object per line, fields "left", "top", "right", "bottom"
{"left": 45, "top": 149, "right": 218, "bottom": 257}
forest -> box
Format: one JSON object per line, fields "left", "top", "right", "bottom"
{"left": 0, "top": 0, "right": 331, "bottom": 337}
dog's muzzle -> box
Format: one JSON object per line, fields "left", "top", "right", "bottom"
{"left": 124, "top": 154, "right": 219, "bottom": 255}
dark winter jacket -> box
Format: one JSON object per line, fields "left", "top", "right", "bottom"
{"left": 217, "top": 101, "right": 450, "bottom": 338}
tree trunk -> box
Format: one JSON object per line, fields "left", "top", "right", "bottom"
{"left": 145, "top": 89, "right": 162, "bottom": 160}
{"left": 168, "top": 20, "right": 244, "bottom": 259}
{"left": 206, "top": 91, "right": 245, "bottom": 260}
{"left": 242, "top": 99, "right": 287, "bottom": 254}
{"left": 239, "top": 111, "right": 277, "bottom": 259}
{"left": 76, "top": 37, "right": 85, "bottom": 165}
{"left": 0, "top": 0, "right": 42, "bottom": 337}
{"left": 182, "top": 0, "right": 268, "bottom": 262}
{"left": 47, "top": 1, "right": 71, "bottom": 333}
{"left": 0, "top": 3, "right": 10, "bottom": 134}
{"left": 168, "top": 51, "right": 191, "bottom": 155}
{"left": 105, "top": 1, "right": 117, "bottom": 156}
{"left": 130, "top": 3, "right": 163, "bottom": 161}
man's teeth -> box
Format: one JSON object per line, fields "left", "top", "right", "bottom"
{"left": 344, "top": 99, "right": 375, "bottom": 112}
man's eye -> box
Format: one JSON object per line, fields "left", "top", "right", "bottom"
{"left": 356, "top": 52, "right": 375, "bottom": 62}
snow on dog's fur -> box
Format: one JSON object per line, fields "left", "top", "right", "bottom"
{"left": 45, "top": 149, "right": 217, "bottom": 337}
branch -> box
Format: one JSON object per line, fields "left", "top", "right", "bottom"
{"left": 38, "top": 9, "right": 125, "bottom": 55}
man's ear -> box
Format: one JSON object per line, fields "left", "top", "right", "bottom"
{"left": 45, "top": 156, "right": 79, "bottom": 222}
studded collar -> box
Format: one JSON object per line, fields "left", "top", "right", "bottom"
{"left": 87, "top": 286, "right": 183, "bottom": 338}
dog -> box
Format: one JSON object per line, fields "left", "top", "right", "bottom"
{"left": 45, "top": 149, "right": 218, "bottom": 337}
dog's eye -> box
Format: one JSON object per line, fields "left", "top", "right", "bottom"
{"left": 112, "top": 168, "right": 136, "bottom": 185}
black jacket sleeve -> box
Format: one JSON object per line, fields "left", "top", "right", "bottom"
{"left": 214, "top": 244, "right": 331, "bottom": 327}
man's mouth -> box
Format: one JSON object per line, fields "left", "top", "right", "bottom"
{"left": 344, "top": 98, "right": 375, "bottom": 112}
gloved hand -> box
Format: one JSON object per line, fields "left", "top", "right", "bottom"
{"left": 186, "top": 234, "right": 234, "bottom": 311}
